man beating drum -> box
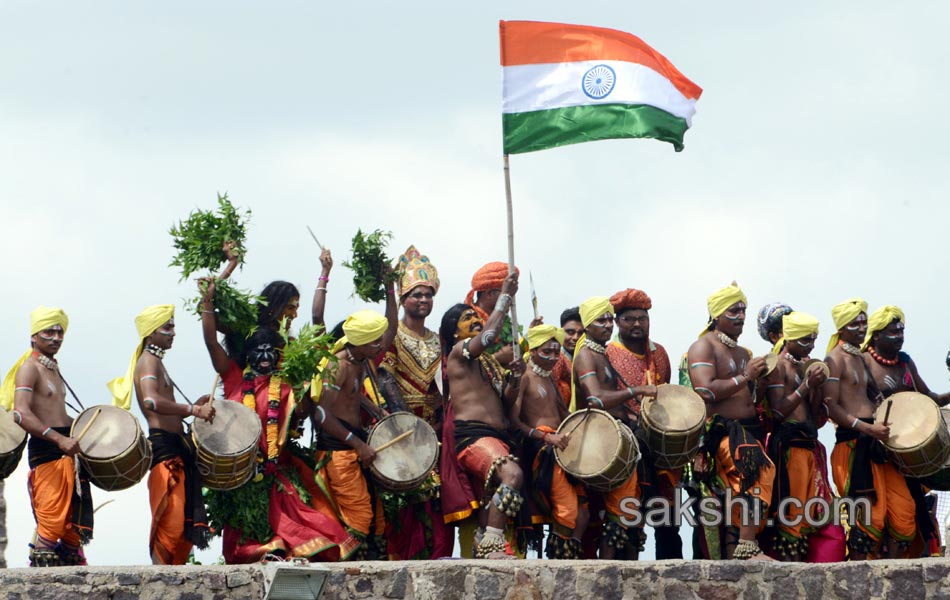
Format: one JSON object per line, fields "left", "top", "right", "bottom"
{"left": 509, "top": 324, "right": 587, "bottom": 559}
{"left": 571, "top": 296, "right": 656, "bottom": 560}
{"left": 108, "top": 304, "right": 214, "bottom": 565}
{"left": 0, "top": 307, "right": 92, "bottom": 567}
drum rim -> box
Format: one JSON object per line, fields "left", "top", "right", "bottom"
{"left": 877, "top": 392, "right": 942, "bottom": 451}
{"left": 71, "top": 405, "right": 144, "bottom": 459}
{"left": 554, "top": 409, "right": 636, "bottom": 481}
{"left": 191, "top": 400, "right": 262, "bottom": 457}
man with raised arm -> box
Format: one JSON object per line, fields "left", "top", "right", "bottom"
{"left": 762, "top": 312, "right": 828, "bottom": 561}
{"left": 441, "top": 271, "right": 526, "bottom": 559}
{"left": 687, "top": 284, "right": 774, "bottom": 560}
{"left": 509, "top": 324, "right": 587, "bottom": 559}
{"left": 1, "top": 307, "right": 92, "bottom": 567}
{"left": 825, "top": 299, "right": 915, "bottom": 559}
{"left": 572, "top": 296, "right": 655, "bottom": 559}
{"left": 109, "top": 305, "right": 214, "bottom": 564}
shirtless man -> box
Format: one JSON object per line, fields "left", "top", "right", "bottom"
{"left": 4, "top": 307, "right": 91, "bottom": 566}
{"left": 572, "top": 296, "right": 655, "bottom": 559}
{"left": 443, "top": 271, "right": 526, "bottom": 559}
{"left": 762, "top": 312, "right": 827, "bottom": 561}
{"left": 552, "top": 307, "right": 582, "bottom": 406}
{"left": 313, "top": 310, "right": 387, "bottom": 558}
{"left": 687, "top": 284, "right": 774, "bottom": 560}
{"left": 825, "top": 299, "right": 914, "bottom": 559}
{"left": 862, "top": 305, "right": 950, "bottom": 406}
{"left": 127, "top": 305, "right": 214, "bottom": 564}
{"left": 509, "top": 324, "right": 587, "bottom": 559}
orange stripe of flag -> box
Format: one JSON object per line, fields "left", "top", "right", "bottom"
{"left": 500, "top": 20, "right": 702, "bottom": 101}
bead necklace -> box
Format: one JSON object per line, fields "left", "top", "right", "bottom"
{"left": 144, "top": 344, "right": 166, "bottom": 359}
{"left": 868, "top": 346, "right": 899, "bottom": 366}
{"left": 528, "top": 359, "right": 552, "bottom": 378}
{"left": 841, "top": 342, "right": 861, "bottom": 356}
{"left": 715, "top": 331, "right": 738, "bottom": 348}
{"left": 34, "top": 353, "right": 58, "bottom": 371}
{"left": 583, "top": 338, "right": 606, "bottom": 354}
{"left": 783, "top": 352, "right": 807, "bottom": 366}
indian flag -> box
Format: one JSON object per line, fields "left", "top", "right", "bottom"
{"left": 500, "top": 20, "right": 703, "bottom": 154}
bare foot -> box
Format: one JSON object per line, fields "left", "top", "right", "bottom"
{"left": 749, "top": 553, "right": 776, "bottom": 561}
{"left": 485, "top": 551, "right": 519, "bottom": 560}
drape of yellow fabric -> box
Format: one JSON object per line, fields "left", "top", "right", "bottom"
{"left": 771, "top": 311, "right": 820, "bottom": 354}
{"left": 107, "top": 304, "right": 175, "bottom": 411}
{"left": 699, "top": 284, "right": 747, "bottom": 338}
{"left": 826, "top": 297, "right": 868, "bottom": 354}
{"left": 0, "top": 306, "right": 70, "bottom": 410}
{"left": 861, "top": 305, "right": 905, "bottom": 352}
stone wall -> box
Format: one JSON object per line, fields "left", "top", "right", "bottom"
{"left": 1, "top": 559, "right": 949, "bottom": 599}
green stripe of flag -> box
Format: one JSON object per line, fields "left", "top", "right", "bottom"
{"left": 503, "top": 103, "right": 689, "bottom": 154}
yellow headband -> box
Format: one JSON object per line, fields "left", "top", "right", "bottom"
{"left": 526, "top": 324, "right": 565, "bottom": 350}
{"left": 826, "top": 297, "right": 868, "bottom": 353}
{"left": 342, "top": 310, "right": 388, "bottom": 346}
{"left": 1, "top": 306, "right": 71, "bottom": 410}
{"left": 700, "top": 284, "right": 747, "bottom": 338}
{"left": 861, "top": 305, "right": 905, "bottom": 352}
{"left": 772, "top": 311, "right": 819, "bottom": 353}
{"left": 579, "top": 296, "right": 614, "bottom": 328}
{"left": 107, "top": 304, "right": 175, "bottom": 411}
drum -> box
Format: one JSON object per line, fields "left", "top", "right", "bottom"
{"left": 875, "top": 391, "right": 950, "bottom": 478}
{"left": 71, "top": 405, "right": 152, "bottom": 491}
{"left": 640, "top": 385, "right": 706, "bottom": 470}
{"left": 554, "top": 408, "right": 640, "bottom": 492}
{"left": 919, "top": 408, "right": 950, "bottom": 490}
{"left": 367, "top": 412, "right": 439, "bottom": 492}
{"left": 0, "top": 408, "right": 27, "bottom": 480}
{"left": 191, "top": 400, "right": 260, "bottom": 490}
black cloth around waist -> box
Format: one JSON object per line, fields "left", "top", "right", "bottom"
{"left": 28, "top": 426, "right": 71, "bottom": 469}
{"left": 149, "top": 428, "right": 195, "bottom": 468}
{"left": 453, "top": 420, "right": 514, "bottom": 455}
{"left": 316, "top": 417, "right": 367, "bottom": 451}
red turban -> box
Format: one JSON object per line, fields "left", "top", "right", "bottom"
{"left": 610, "top": 288, "right": 653, "bottom": 312}
{"left": 464, "top": 262, "right": 519, "bottom": 305}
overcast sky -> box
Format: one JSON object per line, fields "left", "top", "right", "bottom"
{"left": 2, "top": 1, "right": 950, "bottom": 567}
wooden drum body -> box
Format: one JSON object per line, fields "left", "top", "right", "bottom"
{"left": 554, "top": 408, "right": 639, "bottom": 492}
{"left": 876, "top": 391, "right": 950, "bottom": 478}
{"left": 191, "top": 400, "right": 261, "bottom": 490}
{"left": 368, "top": 412, "right": 439, "bottom": 492}
{"left": 640, "top": 385, "right": 706, "bottom": 470}
{"left": 72, "top": 405, "right": 151, "bottom": 491}
{"left": 0, "top": 408, "right": 27, "bottom": 480}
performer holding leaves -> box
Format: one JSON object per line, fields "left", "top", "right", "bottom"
{"left": 510, "top": 324, "right": 587, "bottom": 559}
{"left": 108, "top": 304, "right": 214, "bottom": 565}
{"left": 1, "top": 307, "right": 92, "bottom": 567}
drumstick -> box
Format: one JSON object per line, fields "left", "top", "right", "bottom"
{"left": 564, "top": 407, "right": 592, "bottom": 438}
{"left": 883, "top": 399, "right": 893, "bottom": 426}
{"left": 208, "top": 373, "right": 220, "bottom": 408}
{"left": 74, "top": 407, "right": 102, "bottom": 444}
{"left": 306, "top": 225, "right": 324, "bottom": 250}
{"left": 374, "top": 429, "right": 414, "bottom": 452}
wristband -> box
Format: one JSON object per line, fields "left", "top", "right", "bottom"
{"left": 793, "top": 388, "right": 804, "bottom": 400}
{"left": 201, "top": 310, "right": 215, "bottom": 314}
{"left": 189, "top": 404, "right": 194, "bottom": 415}
{"left": 529, "top": 428, "right": 537, "bottom": 440}
{"left": 345, "top": 431, "right": 354, "bottom": 443}
{"left": 494, "top": 293, "right": 512, "bottom": 314}
{"left": 315, "top": 406, "right": 326, "bottom": 425}
{"left": 851, "top": 417, "right": 860, "bottom": 429}
{"left": 627, "top": 386, "right": 635, "bottom": 398}
{"left": 316, "top": 287, "right": 328, "bottom": 292}
{"left": 732, "top": 376, "right": 741, "bottom": 387}
{"left": 42, "top": 427, "right": 52, "bottom": 438}
{"left": 587, "top": 396, "right": 604, "bottom": 409}
{"left": 11, "top": 410, "right": 22, "bottom": 424}
{"left": 318, "top": 276, "right": 329, "bottom": 282}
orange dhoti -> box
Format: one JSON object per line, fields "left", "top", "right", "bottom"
{"left": 830, "top": 438, "right": 915, "bottom": 547}
{"left": 530, "top": 426, "right": 586, "bottom": 533}
{"left": 716, "top": 434, "right": 775, "bottom": 529}
{"left": 29, "top": 456, "right": 88, "bottom": 547}
{"left": 314, "top": 449, "right": 385, "bottom": 539}
{"left": 148, "top": 458, "right": 193, "bottom": 564}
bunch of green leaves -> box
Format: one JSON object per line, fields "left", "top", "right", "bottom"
{"left": 170, "top": 193, "right": 250, "bottom": 280}
{"left": 188, "top": 278, "right": 263, "bottom": 341}
{"left": 342, "top": 229, "right": 400, "bottom": 302}
{"left": 204, "top": 475, "right": 273, "bottom": 543}
{"left": 379, "top": 473, "right": 439, "bottom": 523}
{"left": 276, "top": 323, "right": 338, "bottom": 395}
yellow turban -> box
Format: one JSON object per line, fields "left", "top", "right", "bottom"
{"left": 826, "top": 297, "right": 868, "bottom": 353}
{"left": 861, "top": 305, "right": 905, "bottom": 352}
{"left": 526, "top": 324, "right": 565, "bottom": 350}
{"left": 108, "top": 304, "right": 175, "bottom": 411}
{"left": 700, "top": 283, "right": 747, "bottom": 338}
{"left": 579, "top": 296, "right": 614, "bottom": 328}
{"left": 772, "top": 311, "right": 819, "bottom": 353}
{"left": 342, "top": 310, "right": 388, "bottom": 346}
{"left": 1, "top": 306, "right": 71, "bottom": 410}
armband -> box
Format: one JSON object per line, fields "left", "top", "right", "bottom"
{"left": 143, "top": 397, "right": 157, "bottom": 410}
{"left": 315, "top": 405, "right": 327, "bottom": 425}
{"left": 586, "top": 396, "right": 604, "bottom": 409}
{"left": 766, "top": 384, "right": 784, "bottom": 390}
{"left": 826, "top": 377, "right": 840, "bottom": 383}
{"left": 494, "top": 293, "right": 512, "bottom": 314}
{"left": 140, "top": 375, "right": 158, "bottom": 382}
{"left": 689, "top": 362, "right": 714, "bottom": 369}
{"left": 577, "top": 371, "right": 596, "bottom": 381}
{"left": 14, "top": 386, "right": 33, "bottom": 393}
{"left": 695, "top": 387, "right": 716, "bottom": 401}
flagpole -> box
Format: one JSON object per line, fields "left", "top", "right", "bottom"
{"left": 503, "top": 153, "right": 520, "bottom": 358}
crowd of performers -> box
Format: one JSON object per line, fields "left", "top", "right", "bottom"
{"left": 3, "top": 245, "right": 950, "bottom": 567}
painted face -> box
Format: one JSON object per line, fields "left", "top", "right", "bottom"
{"left": 32, "top": 325, "right": 65, "bottom": 356}
{"left": 875, "top": 319, "right": 905, "bottom": 354}
{"left": 617, "top": 309, "right": 650, "bottom": 343}
{"left": 402, "top": 286, "right": 435, "bottom": 319}
{"left": 248, "top": 343, "right": 279, "bottom": 375}
{"left": 586, "top": 313, "right": 614, "bottom": 344}
{"left": 715, "top": 302, "right": 746, "bottom": 338}
{"left": 455, "top": 308, "right": 483, "bottom": 341}
{"left": 788, "top": 333, "right": 817, "bottom": 359}
{"left": 352, "top": 337, "right": 385, "bottom": 361}
{"left": 840, "top": 312, "right": 868, "bottom": 346}
{"left": 561, "top": 320, "right": 583, "bottom": 354}
{"left": 531, "top": 339, "right": 561, "bottom": 369}
{"left": 149, "top": 319, "right": 176, "bottom": 350}
{"left": 280, "top": 297, "right": 300, "bottom": 329}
